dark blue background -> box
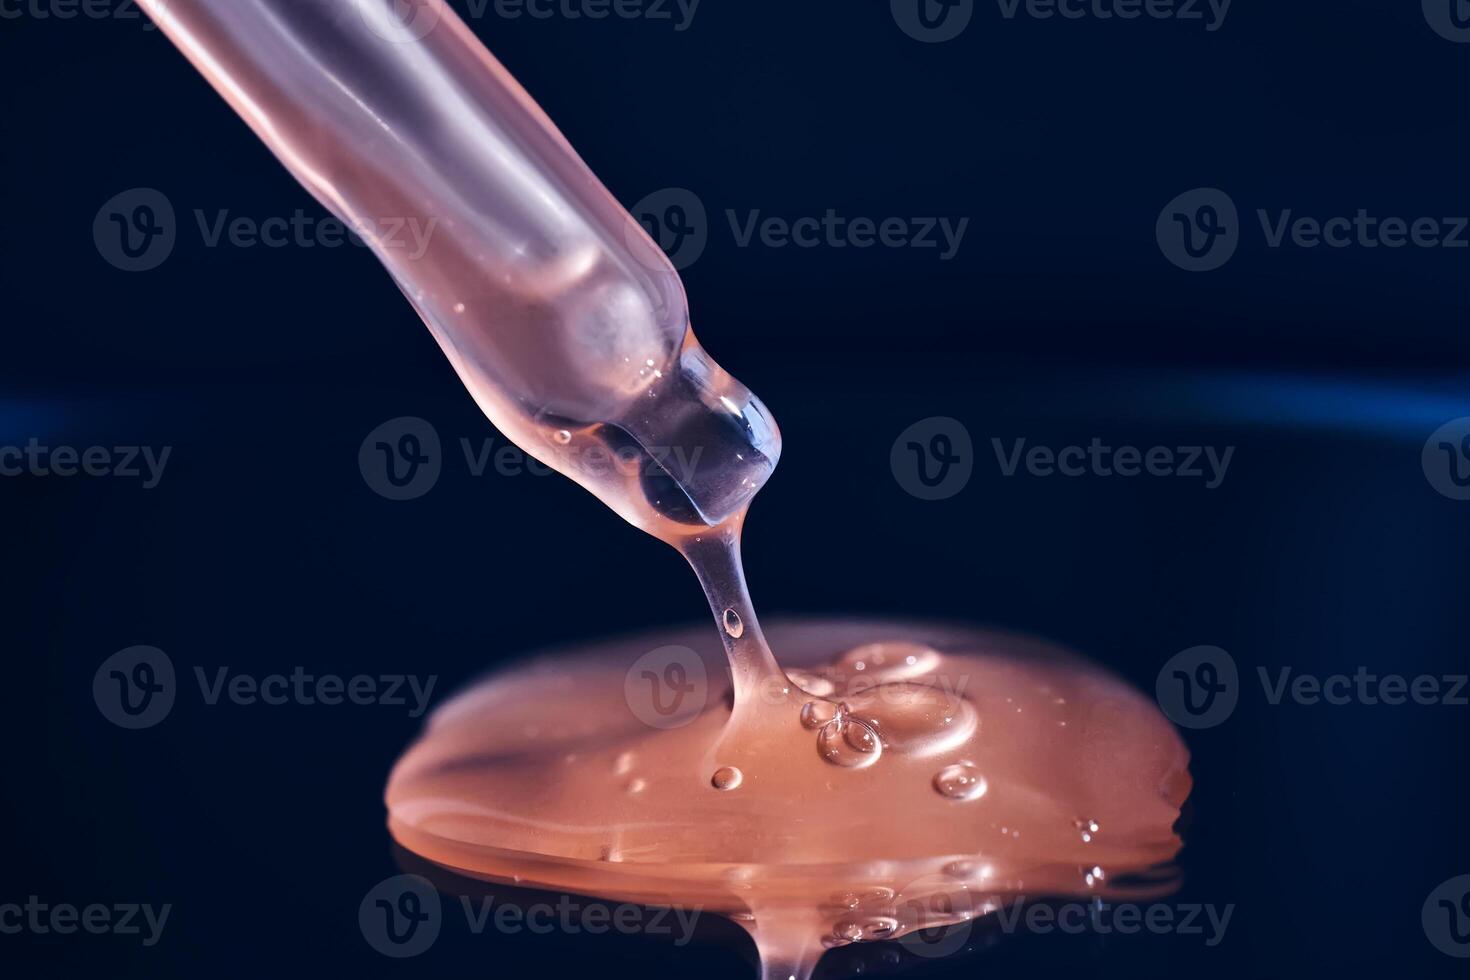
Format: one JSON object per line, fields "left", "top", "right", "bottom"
{"left": 3, "top": 2, "right": 1469, "bottom": 978}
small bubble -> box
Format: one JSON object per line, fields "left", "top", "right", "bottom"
{"left": 553, "top": 429, "right": 572, "bottom": 445}
{"left": 844, "top": 723, "right": 879, "bottom": 754}
{"left": 933, "top": 762, "right": 988, "bottom": 801}
{"left": 711, "top": 766, "right": 743, "bottom": 791}
{"left": 723, "top": 609, "right": 744, "bottom": 638}
{"left": 625, "top": 778, "right": 646, "bottom": 794}
{"left": 818, "top": 715, "right": 882, "bottom": 769}
{"left": 861, "top": 916, "right": 898, "bottom": 939}
{"left": 833, "top": 916, "right": 898, "bottom": 941}
{"left": 1084, "top": 865, "right": 1105, "bottom": 887}
{"left": 452, "top": 302, "right": 466, "bottom": 314}
{"left": 800, "top": 699, "right": 839, "bottom": 730}
{"left": 1073, "top": 817, "right": 1099, "bottom": 843}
